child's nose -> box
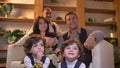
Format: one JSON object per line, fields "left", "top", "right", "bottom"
{"left": 38, "top": 45, "right": 41, "bottom": 49}
{"left": 69, "top": 48, "right": 74, "bottom": 51}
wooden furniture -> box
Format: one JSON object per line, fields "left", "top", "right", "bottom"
{"left": 0, "top": 2, "right": 34, "bottom": 23}
{"left": 114, "top": 0, "right": 120, "bottom": 37}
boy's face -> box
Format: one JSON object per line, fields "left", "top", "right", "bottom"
{"left": 63, "top": 43, "right": 80, "bottom": 61}
{"left": 66, "top": 14, "right": 78, "bottom": 29}
{"left": 45, "top": 37, "right": 56, "bottom": 46}
{"left": 30, "top": 40, "right": 44, "bottom": 57}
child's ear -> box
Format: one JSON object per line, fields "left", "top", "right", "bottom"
{"left": 78, "top": 53, "right": 80, "bottom": 58}
{"left": 29, "top": 50, "right": 32, "bottom": 53}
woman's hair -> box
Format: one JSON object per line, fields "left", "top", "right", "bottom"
{"left": 23, "top": 34, "right": 46, "bottom": 55}
{"left": 60, "top": 39, "right": 84, "bottom": 61}
{"left": 32, "top": 16, "right": 49, "bottom": 34}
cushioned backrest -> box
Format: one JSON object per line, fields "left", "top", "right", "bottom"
{"left": 6, "top": 45, "right": 25, "bottom": 68}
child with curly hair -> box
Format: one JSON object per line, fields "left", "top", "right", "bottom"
{"left": 23, "top": 34, "right": 50, "bottom": 68}
{"left": 58, "top": 39, "right": 86, "bottom": 68}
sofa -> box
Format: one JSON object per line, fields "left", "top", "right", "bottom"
{"left": 6, "top": 39, "right": 115, "bottom": 68}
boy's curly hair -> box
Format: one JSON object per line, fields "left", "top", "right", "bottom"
{"left": 59, "top": 39, "right": 84, "bottom": 62}
{"left": 23, "top": 34, "right": 46, "bottom": 55}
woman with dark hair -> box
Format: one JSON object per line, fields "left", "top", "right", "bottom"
{"left": 32, "top": 16, "right": 49, "bottom": 38}
{"left": 13, "top": 16, "right": 50, "bottom": 46}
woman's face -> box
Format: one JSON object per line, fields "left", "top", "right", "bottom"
{"left": 39, "top": 18, "right": 48, "bottom": 32}
{"left": 63, "top": 43, "right": 80, "bottom": 62}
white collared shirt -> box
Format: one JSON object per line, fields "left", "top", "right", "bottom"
{"left": 58, "top": 59, "right": 86, "bottom": 68}
{"left": 24, "top": 56, "right": 50, "bottom": 68}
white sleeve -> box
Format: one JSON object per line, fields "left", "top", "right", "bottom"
{"left": 43, "top": 57, "right": 50, "bottom": 68}
{"left": 24, "top": 56, "right": 33, "bottom": 68}
{"left": 58, "top": 63, "right": 61, "bottom": 68}
{"left": 79, "top": 63, "right": 86, "bottom": 68}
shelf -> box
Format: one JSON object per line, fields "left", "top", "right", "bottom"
{"left": 0, "top": 63, "right": 6, "bottom": 68}
{"left": 44, "top": 5, "right": 76, "bottom": 11}
{"left": 85, "top": 8, "right": 115, "bottom": 14}
{"left": 12, "top": 3, "right": 34, "bottom": 9}
{"left": 0, "top": 47, "right": 7, "bottom": 51}
{"left": 0, "top": 2, "right": 34, "bottom": 9}
{"left": 52, "top": 20, "right": 65, "bottom": 24}
{"left": 86, "top": 22, "right": 107, "bottom": 26}
{"left": 0, "top": 17, "right": 33, "bottom": 23}
{"left": 92, "top": 0, "right": 113, "bottom": 2}
{"left": 52, "top": 20, "right": 108, "bottom": 26}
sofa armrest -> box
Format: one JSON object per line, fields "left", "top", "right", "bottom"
{"left": 91, "top": 40, "right": 114, "bottom": 68}
{"left": 6, "top": 45, "right": 25, "bottom": 68}
{"left": 11, "top": 61, "right": 24, "bottom": 68}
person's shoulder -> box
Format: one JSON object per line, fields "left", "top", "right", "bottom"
{"left": 79, "top": 62, "right": 86, "bottom": 68}
{"left": 51, "top": 21, "right": 58, "bottom": 25}
{"left": 45, "top": 57, "right": 50, "bottom": 63}
{"left": 24, "top": 56, "right": 32, "bottom": 64}
{"left": 58, "top": 62, "right": 61, "bottom": 68}
{"left": 24, "top": 56, "right": 30, "bottom": 60}
{"left": 81, "top": 62, "right": 86, "bottom": 66}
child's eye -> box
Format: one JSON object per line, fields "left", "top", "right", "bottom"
{"left": 66, "top": 47, "right": 70, "bottom": 49}
{"left": 34, "top": 44, "right": 38, "bottom": 47}
{"left": 73, "top": 47, "right": 78, "bottom": 50}
{"left": 40, "top": 44, "right": 44, "bottom": 46}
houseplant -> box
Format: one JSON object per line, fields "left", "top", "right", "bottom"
{"left": 3, "top": 29, "right": 26, "bottom": 44}
{"left": 114, "top": 47, "right": 120, "bottom": 68}
{"left": 0, "top": 3, "right": 14, "bottom": 17}
{"left": 104, "top": 18, "right": 116, "bottom": 37}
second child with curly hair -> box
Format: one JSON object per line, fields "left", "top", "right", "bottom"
{"left": 58, "top": 39, "right": 86, "bottom": 68}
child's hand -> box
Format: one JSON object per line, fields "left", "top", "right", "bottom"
{"left": 36, "top": 51, "right": 44, "bottom": 68}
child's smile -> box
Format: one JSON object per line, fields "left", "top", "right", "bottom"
{"left": 64, "top": 43, "right": 80, "bottom": 61}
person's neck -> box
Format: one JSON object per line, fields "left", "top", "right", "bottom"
{"left": 66, "top": 58, "right": 77, "bottom": 63}
{"left": 70, "top": 27, "right": 78, "bottom": 34}
{"left": 40, "top": 31, "right": 45, "bottom": 37}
